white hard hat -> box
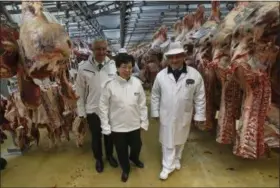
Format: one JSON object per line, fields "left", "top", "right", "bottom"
{"left": 118, "top": 48, "right": 127, "bottom": 53}
{"left": 164, "top": 41, "right": 185, "bottom": 56}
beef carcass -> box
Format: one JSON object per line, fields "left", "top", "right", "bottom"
{"left": 229, "top": 2, "right": 279, "bottom": 159}
{"left": 183, "top": 5, "right": 206, "bottom": 50}
{"left": 72, "top": 40, "right": 92, "bottom": 62}
{"left": 20, "top": 1, "right": 72, "bottom": 79}
{"left": 0, "top": 22, "right": 19, "bottom": 78}
{"left": 188, "top": 1, "right": 222, "bottom": 131}
{"left": 174, "top": 13, "right": 196, "bottom": 67}
{"left": 139, "top": 25, "right": 168, "bottom": 89}
{"left": 271, "top": 33, "right": 280, "bottom": 108}
{"left": 173, "top": 20, "right": 183, "bottom": 40}
{"left": 175, "top": 14, "right": 194, "bottom": 43}
{"left": 4, "top": 93, "right": 32, "bottom": 150}
{"left": 72, "top": 116, "right": 87, "bottom": 148}
{"left": 4, "top": 85, "right": 75, "bottom": 150}
{"left": 211, "top": 2, "right": 249, "bottom": 144}
{"left": 0, "top": 98, "right": 9, "bottom": 144}
{"left": 56, "top": 62, "right": 79, "bottom": 101}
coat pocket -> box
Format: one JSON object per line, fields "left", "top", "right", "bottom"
{"left": 184, "top": 98, "right": 193, "bottom": 112}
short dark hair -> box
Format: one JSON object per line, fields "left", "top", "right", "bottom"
{"left": 114, "top": 53, "right": 135, "bottom": 68}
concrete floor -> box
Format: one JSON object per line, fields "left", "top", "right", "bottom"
{"left": 1, "top": 93, "right": 279, "bottom": 187}
{"left": 1, "top": 122, "right": 279, "bottom": 187}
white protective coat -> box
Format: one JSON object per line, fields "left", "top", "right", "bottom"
{"left": 151, "top": 66, "right": 206, "bottom": 148}
{"left": 99, "top": 76, "right": 148, "bottom": 134}
{"left": 75, "top": 56, "right": 117, "bottom": 117}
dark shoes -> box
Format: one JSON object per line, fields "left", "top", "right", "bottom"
{"left": 0, "top": 158, "right": 7, "bottom": 171}
{"left": 130, "top": 158, "right": 144, "bottom": 168}
{"left": 107, "top": 156, "right": 118, "bottom": 168}
{"left": 121, "top": 159, "right": 144, "bottom": 183}
{"left": 121, "top": 172, "right": 129, "bottom": 182}
{"left": 95, "top": 156, "right": 118, "bottom": 173}
{"left": 95, "top": 160, "right": 104, "bottom": 173}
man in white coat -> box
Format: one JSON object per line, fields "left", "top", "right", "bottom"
{"left": 151, "top": 41, "right": 206, "bottom": 180}
{"left": 75, "top": 39, "right": 118, "bottom": 173}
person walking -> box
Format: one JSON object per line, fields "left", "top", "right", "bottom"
{"left": 75, "top": 39, "right": 118, "bottom": 173}
{"left": 151, "top": 41, "right": 206, "bottom": 180}
{"left": 99, "top": 52, "right": 148, "bottom": 182}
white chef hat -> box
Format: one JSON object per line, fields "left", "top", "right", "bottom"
{"left": 118, "top": 48, "right": 127, "bottom": 53}
{"left": 164, "top": 41, "right": 185, "bottom": 56}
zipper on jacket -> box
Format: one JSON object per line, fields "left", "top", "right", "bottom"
{"left": 83, "top": 69, "right": 95, "bottom": 74}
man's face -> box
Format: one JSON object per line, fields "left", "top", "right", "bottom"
{"left": 166, "top": 53, "right": 185, "bottom": 69}
{"left": 92, "top": 41, "right": 107, "bottom": 62}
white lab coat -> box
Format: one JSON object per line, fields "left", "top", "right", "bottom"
{"left": 75, "top": 56, "right": 117, "bottom": 117}
{"left": 151, "top": 66, "right": 206, "bottom": 148}
{"left": 99, "top": 76, "right": 148, "bottom": 134}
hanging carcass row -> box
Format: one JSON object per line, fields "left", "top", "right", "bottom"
{"left": 174, "top": 13, "right": 195, "bottom": 67}
{"left": 3, "top": 84, "right": 77, "bottom": 150}
{"left": 0, "top": 1, "right": 78, "bottom": 109}
{"left": 188, "top": 1, "right": 223, "bottom": 131}
{"left": 228, "top": 2, "right": 279, "bottom": 159}
{"left": 210, "top": 2, "right": 249, "bottom": 144}
{"left": 72, "top": 40, "right": 92, "bottom": 63}
{"left": 192, "top": 1, "right": 280, "bottom": 158}
{"left": 183, "top": 4, "right": 206, "bottom": 61}
{"left": 137, "top": 25, "right": 169, "bottom": 89}
{"left": 20, "top": 1, "right": 71, "bottom": 79}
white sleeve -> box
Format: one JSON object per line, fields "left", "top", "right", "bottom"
{"left": 75, "top": 67, "right": 86, "bottom": 117}
{"left": 138, "top": 84, "right": 149, "bottom": 130}
{"left": 99, "top": 83, "right": 111, "bottom": 135}
{"left": 151, "top": 75, "right": 161, "bottom": 117}
{"left": 193, "top": 75, "right": 206, "bottom": 121}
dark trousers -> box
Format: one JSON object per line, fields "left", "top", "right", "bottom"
{"left": 112, "top": 129, "right": 142, "bottom": 173}
{"left": 87, "top": 113, "right": 114, "bottom": 161}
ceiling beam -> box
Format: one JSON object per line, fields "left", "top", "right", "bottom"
{"left": 120, "top": 1, "right": 127, "bottom": 48}
{"left": 0, "top": 2, "right": 17, "bottom": 26}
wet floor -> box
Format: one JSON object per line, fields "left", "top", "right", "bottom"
{"left": 1, "top": 119, "right": 279, "bottom": 187}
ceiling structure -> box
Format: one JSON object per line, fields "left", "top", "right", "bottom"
{"left": 1, "top": 1, "right": 234, "bottom": 52}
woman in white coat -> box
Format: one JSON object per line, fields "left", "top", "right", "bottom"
{"left": 99, "top": 52, "right": 149, "bottom": 182}
{"left": 151, "top": 41, "right": 206, "bottom": 180}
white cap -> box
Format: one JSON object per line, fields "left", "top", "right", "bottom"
{"left": 164, "top": 41, "right": 185, "bottom": 56}
{"left": 118, "top": 48, "right": 127, "bottom": 53}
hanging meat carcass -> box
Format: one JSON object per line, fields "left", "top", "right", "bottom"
{"left": 0, "top": 97, "right": 9, "bottom": 144}
{"left": 0, "top": 21, "right": 19, "bottom": 78}
{"left": 190, "top": 1, "right": 223, "bottom": 131}
{"left": 271, "top": 32, "right": 280, "bottom": 108}
{"left": 4, "top": 85, "right": 76, "bottom": 150}
{"left": 174, "top": 13, "right": 195, "bottom": 67}
{"left": 20, "top": 1, "right": 72, "bottom": 79}
{"left": 72, "top": 40, "right": 92, "bottom": 62}
{"left": 210, "top": 2, "right": 249, "bottom": 143}
{"left": 183, "top": 4, "right": 206, "bottom": 52}
{"left": 173, "top": 20, "right": 183, "bottom": 40}
{"left": 139, "top": 25, "right": 169, "bottom": 89}
{"left": 4, "top": 93, "right": 33, "bottom": 150}
{"left": 229, "top": 2, "right": 279, "bottom": 159}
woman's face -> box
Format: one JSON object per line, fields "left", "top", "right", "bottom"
{"left": 118, "top": 62, "right": 133, "bottom": 80}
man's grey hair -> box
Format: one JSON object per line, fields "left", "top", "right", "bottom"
{"left": 92, "top": 38, "right": 108, "bottom": 49}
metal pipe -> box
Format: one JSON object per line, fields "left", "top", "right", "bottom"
{"left": 120, "top": 1, "right": 127, "bottom": 48}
